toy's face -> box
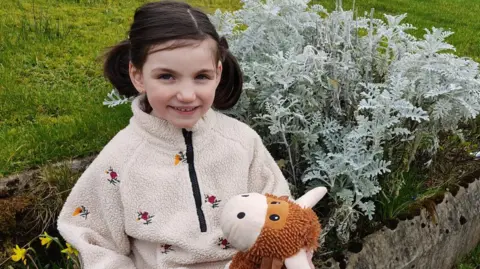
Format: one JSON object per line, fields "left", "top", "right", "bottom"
{"left": 220, "top": 193, "right": 290, "bottom": 251}
{"left": 264, "top": 196, "right": 289, "bottom": 230}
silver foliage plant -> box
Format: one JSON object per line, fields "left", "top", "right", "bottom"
{"left": 208, "top": 0, "right": 480, "bottom": 243}
{"left": 103, "top": 89, "right": 134, "bottom": 108}
{"left": 104, "top": 0, "right": 480, "bottom": 244}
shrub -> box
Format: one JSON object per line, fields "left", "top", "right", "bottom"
{"left": 105, "top": 0, "right": 480, "bottom": 244}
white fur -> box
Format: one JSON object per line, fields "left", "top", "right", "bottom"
{"left": 220, "top": 193, "right": 268, "bottom": 251}
{"left": 296, "top": 187, "right": 328, "bottom": 208}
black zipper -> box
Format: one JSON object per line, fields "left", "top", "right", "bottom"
{"left": 182, "top": 129, "right": 207, "bottom": 233}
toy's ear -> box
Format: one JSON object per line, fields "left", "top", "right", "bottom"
{"left": 295, "top": 187, "right": 328, "bottom": 209}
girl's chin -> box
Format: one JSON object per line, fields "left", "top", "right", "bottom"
{"left": 150, "top": 108, "right": 205, "bottom": 129}
{"left": 168, "top": 116, "right": 201, "bottom": 129}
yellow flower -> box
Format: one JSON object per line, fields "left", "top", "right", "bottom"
{"left": 61, "top": 243, "right": 79, "bottom": 259}
{"left": 39, "top": 232, "right": 53, "bottom": 248}
{"left": 11, "top": 245, "right": 27, "bottom": 265}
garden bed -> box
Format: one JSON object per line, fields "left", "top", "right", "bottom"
{"left": 1, "top": 157, "right": 479, "bottom": 268}
{"left": 317, "top": 172, "right": 480, "bottom": 269}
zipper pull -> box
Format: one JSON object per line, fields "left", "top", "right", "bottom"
{"left": 182, "top": 128, "right": 192, "bottom": 138}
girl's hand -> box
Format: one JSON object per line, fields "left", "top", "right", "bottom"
{"left": 284, "top": 248, "right": 315, "bottom": 269}
{"left": 306, "top": 250, "right": 315, "bottom": 269}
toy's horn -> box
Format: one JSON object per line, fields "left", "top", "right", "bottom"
{"left": 295, "top": 187, "right": 327, "bottom": 208}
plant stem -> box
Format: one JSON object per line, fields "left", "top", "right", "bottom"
{"left": 70, "top": 254, "right": 81, "bottom": 269}
{"left": 26, "top": 254, "right": 39, "bottom": 269}
{"left": 52, "top": 237, "right": 65, "bottom": 250}
{"left": 406, "top": 132, "right": 423, "bottom": 172}
{"left": 317, "top": 250, "right": 334, "bottom": 256}
{"left": 281, "top": 130, "right": 297, "bottom": 184}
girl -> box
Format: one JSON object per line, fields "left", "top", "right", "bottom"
{"left": 57, "top": 1, "right": 294, "bottom": 268}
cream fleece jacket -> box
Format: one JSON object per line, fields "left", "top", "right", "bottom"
{"left": 57, "top": 95, "right": 291, "bottom": 269}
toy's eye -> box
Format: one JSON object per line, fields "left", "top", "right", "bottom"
{"left": 241, "top": 194, "right": 249, "bottom": 197}
{"left": 237, "top": 212, "right": 246, "bottom": 219}
{"left": 269, "top": 214, "right": 280, "bottom": 221}
{"left": 271, "top": 201, "right": 280, "bottom": 204}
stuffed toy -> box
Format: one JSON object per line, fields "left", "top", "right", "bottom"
{"left": 220, "top": 187, "right": 328, "bottom": 269}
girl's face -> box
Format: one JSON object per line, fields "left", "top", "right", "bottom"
{"left": 129, "top": 38, "right": 222, "bottom": 129}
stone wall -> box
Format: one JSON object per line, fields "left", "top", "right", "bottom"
{"left": 0, "top": 156, "right": 96, "bottom": 198}
{"left": 322, "top": 177, "right": 480, "bottom": 269}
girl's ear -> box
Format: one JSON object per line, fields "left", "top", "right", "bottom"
{"left": 129, "top": 62, "right": 145, "bottom": 94}
{"left": 215, "top": 61, "right": 223, "bottom": 85}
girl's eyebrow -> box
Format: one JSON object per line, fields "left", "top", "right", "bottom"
{"left": 196, "top": 68, "right": 215, "bottom": 74}
{"left": 151, "top": 67, "right": 215, "bottom": 74}
{"left": 151, "top": 67, "right": 178, "bottom": 74}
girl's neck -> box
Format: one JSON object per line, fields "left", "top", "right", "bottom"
{"left": 130, "top": 95, "right": 216, "bottom": 148}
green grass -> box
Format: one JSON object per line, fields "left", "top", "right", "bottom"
{"left": 0, "top": 0, "right": 240, "bottom": 177}
{"left": 375, "top": 169, "right": 429, "bottom": 221}
{"left": 0, "top": 0, "right": 479, "bottom": 177}
{"left": 454, "top": 243, "right": 480, "bottom": 269}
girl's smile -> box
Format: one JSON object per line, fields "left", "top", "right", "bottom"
{"left": 129, "top": 38, "right": 222, "bottom": 129}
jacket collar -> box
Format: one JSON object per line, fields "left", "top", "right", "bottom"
{"left": 129, "top": 94, "right": 217, "bottom": 148}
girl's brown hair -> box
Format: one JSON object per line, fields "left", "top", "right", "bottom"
{"left": 103, "top": 0, "right": 243, "bottom": 111}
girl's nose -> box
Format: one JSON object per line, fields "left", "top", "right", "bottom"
{"left": 176, "top": 89, "right": 196, "bottom": 103}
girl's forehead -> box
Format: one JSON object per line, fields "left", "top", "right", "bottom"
{"left": 145, "top": 38, "right": 219, "bottom": 69}
{"left": 148, "top": 38, "right": 217, "bottom": 56}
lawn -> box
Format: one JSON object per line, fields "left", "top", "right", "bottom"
{"left": 0, "top": 0, "right": 240, "bottom": 177}
{"left": 0, "top": 0, "right": 479, "bottom": 178}
{"left": 455, "top": 243, "right": 480, "bottom": 269}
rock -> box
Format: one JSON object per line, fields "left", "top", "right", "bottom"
{"left": 318, "top": 177, "right": 480, "bottom": 269}
{"left": 0, "top": 155, "right": 96, "bottom": 198}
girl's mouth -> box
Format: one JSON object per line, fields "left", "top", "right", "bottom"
{"left": 170, "top": 106, "right": 199, "bottom": 115}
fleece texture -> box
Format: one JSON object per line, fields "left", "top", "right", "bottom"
{"left": 56, "top": 94, "right": 291, "bottom": 269}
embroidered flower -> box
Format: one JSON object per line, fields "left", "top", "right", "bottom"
{"left": 218, "top": 237, "right": 230, "bottom": 249}
{"left": 137, "top": 211, "right": 154, "bottom": 225}
{"left": 205, "top": 195, "right": 221, "bottom": 208}
{"left": 72, "top": 206, "right": 89, "bottom": 219}
{"left": 159, "top": 244, "right": 173, "bottom": 254}
{"left": 174, "top": 151, "right": 186, "bottom": 165}
{"left": 105, "top": 167, "right": 120, "bottom": 185}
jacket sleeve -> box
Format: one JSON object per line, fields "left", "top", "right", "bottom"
{"left": 247, "top": 133, "right": 292, "bottom": 198}
{"left": 57, "top": 148, "right": 137, "bottom": 269}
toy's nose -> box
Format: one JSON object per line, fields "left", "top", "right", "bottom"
{"left": 237, "top": 212, "right": 246, "bottom": 219}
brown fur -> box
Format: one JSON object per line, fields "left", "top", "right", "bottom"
{"left": 229, "top": 194, "right": 321, "bottom": 269}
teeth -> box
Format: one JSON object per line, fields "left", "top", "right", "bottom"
{"left": 175, "top": 107, "right": 195, "bottom": 112}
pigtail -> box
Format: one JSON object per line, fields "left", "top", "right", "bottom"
{"left": 214, "top": 37, "right": 243, "bottom": 110}
{"left": 103, "top": 40, "right": 138, "bottom": 97}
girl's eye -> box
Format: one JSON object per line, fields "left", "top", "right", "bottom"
{"left": 158, "top": 74, "right": 173, "bottom": 80}
{"left": 196, "top": 74, "right": 210, "bottom": 80}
